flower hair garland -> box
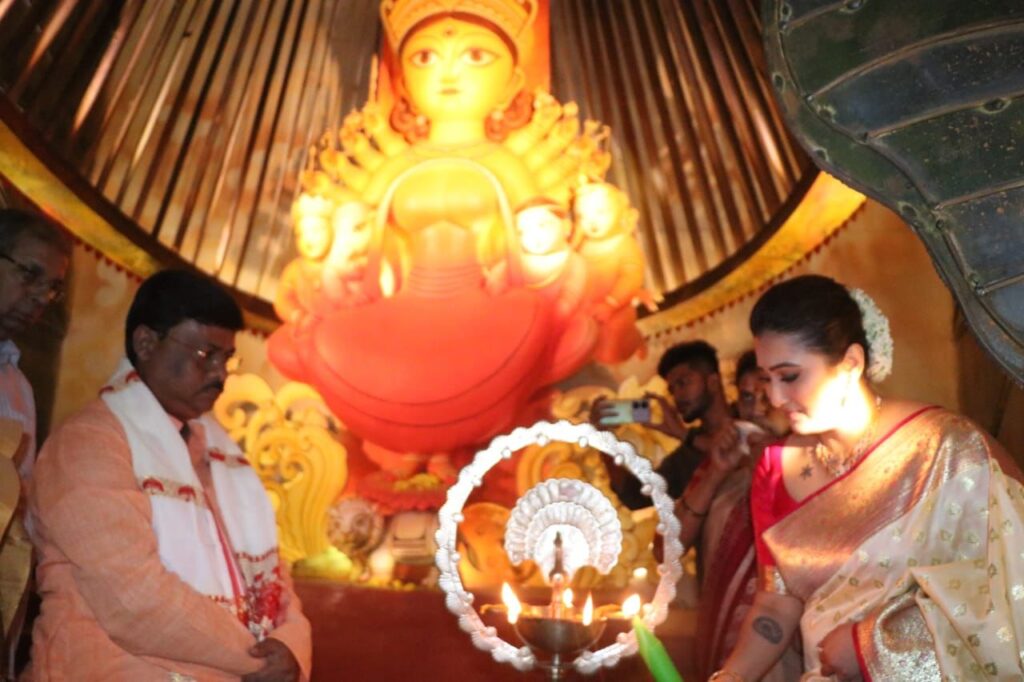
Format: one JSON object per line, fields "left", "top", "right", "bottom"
{"left": 849, "top": 288, "right": 893, "bottom": 382}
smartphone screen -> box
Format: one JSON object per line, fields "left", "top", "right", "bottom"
{"left": 598, "top": 398, "right": 651, "bottom": 425}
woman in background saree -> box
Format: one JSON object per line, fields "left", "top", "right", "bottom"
{"left": 692, "top": 457, "right": 803, "bottom": 682}
{"left": 712, "top": 275, "right": 1024, "bottom": 682}
{"left": 687, "top": 398, "right": 799, "bottom": 679}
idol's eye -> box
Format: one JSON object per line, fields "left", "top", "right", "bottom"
{"left": 408, "top": 49, "right": 439, "bottom": 67}
{"left": 462, "top": 47, "right": 497, "bottom": 66}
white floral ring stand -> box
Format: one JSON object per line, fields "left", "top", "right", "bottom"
{"left": 434, "top": 420, "right": 685, "bottom": 675}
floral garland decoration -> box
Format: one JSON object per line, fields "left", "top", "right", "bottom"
{"left": 849, "top": 288, "right": 893, "bottom": 382}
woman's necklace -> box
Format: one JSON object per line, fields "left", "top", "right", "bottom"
{"left": 810, "top": 395, "right": 883, "bottom": 478}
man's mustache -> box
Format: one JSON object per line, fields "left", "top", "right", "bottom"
{"left": 202, "top": 381, "right": 225, "bottom": 393}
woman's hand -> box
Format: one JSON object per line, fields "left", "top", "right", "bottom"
{"left": 718, "top": 589, "right": 803, "bottom": 681}
{"left": 818, "top": 622, "right": 861, "bottom": 680}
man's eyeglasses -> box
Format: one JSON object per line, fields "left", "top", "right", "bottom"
{"left": 0, "top": 253, "right": 66, "bottom": 303}
{"left": 163, "top": 335, "right": 240, "bottom": 372}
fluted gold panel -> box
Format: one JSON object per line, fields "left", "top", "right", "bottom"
{"left": 1, "top": 0, "right": 810, "bottom": 313}
{"left": 0, "top": 0, "right": 379, "bottom": 304}
{"left": 551, "top": 0, "right": 813, "bottom": 304}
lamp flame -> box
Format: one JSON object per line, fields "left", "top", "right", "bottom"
{"left": 502, "top": 582, "right": 522, "bottom": 624}
{"left": 582, "top": 593, "right": 594, "bottom": 626}
{"left": 562, "top": 588, "right": 574, "bottom": 609}
{"left": 621, "top": 594, "right": 641, "bottom": 618}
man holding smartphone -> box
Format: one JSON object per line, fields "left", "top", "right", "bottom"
{"left": 592, "top": 340, "right": 749, "bottom": 510}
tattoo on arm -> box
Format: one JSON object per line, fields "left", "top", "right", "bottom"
{"left": 752, "top": 616, "right": 784, "bottom": 644}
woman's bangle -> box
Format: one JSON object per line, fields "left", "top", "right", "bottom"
{"left": 709, "top": 671, "right": 745, "bottom": 682}
{"left": 680, "top": 495, "right": 708, "bottom": 518}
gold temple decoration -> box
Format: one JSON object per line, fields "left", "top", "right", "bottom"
{"left": 213, "top": 374, "right": 349, "bottom": 569}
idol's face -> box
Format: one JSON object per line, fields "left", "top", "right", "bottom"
{"left": 296, "top": 215, "right": 332, "bottom": 260}
{"left": 401, "top": 18, "right": 518, "bottom": 124}
{"left": 574, "top": 185, "right": 620, "bottom": 239}
{"left": 517, "top": 206, "right": 567, "bottom": 255}
{"left": 755, "top": 331, "right": 853, "bottom": 436}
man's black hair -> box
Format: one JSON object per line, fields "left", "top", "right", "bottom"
{"left": 125, "top": 270, "right": 243, "bottom": 364}
{"left": 656, "top": 340, "right": 719, "bottom": 378}
{"left": 0, "top": 208, "right": 72, "bottom": 257}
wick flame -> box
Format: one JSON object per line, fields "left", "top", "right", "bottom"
{"left": 502, "top": 583, "right": 522, "bottom": 624}
{"left": 562, "top": 588, "right": 574, "bottom": 609}
{"left": 621, "top": 594, "right": 641, "bottom": 618}
{"left": 582, "top": 593, "right": 594, "bottom": 626}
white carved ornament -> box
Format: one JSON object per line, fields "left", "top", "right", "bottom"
{"left": 434, "top": 420, "right": 684, "bottom": 675}
{"left": 504, "top": 477, "right": 622, "bottom": 583}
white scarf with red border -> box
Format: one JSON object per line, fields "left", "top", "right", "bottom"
{"left": 100, "top": 358, "right": 283, "bottom": 639}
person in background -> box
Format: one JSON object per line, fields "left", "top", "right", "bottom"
{"left": 0, "top": 208, "right": 70, "bottom": 677}
{"left": 0, "top": 208, "right": 71, "bottom": 482}
{"left": 591, "top": 339, "right": 801, "bottom": 679}
{"left": 731, "top": 349, "right": 789, "bottom": 440}
{"left": 590, "top": 341, "right": 737, "bottom": 509}
{"left": 650, "top": 347, "right": 799, "bottom": 682}
{"left": 713, "top": 275, "right": 1024, "bottom": 682}
{"left": 27, "top": 270, "right": 311, "bottom": 681}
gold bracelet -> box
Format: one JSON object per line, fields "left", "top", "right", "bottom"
{"left": 709, "top": 671, "right": 745, "bottom": 682}
{"left": 680, "top": 495, "right": 708, "bottom": 518}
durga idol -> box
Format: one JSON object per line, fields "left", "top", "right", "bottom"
{"left": 269, "top": 0, "right": 647, "bottom": 476}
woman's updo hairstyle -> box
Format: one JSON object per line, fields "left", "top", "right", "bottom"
{"left": 749, "top": 274, "right": 870, "bottom": 367}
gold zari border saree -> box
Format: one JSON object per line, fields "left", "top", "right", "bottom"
{"left": 760, "top": 409, "right": 1024, "bottom": 681}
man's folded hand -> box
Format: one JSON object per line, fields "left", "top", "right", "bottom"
{"left": 242, "top": 638, "right": 301, "bottom": 682}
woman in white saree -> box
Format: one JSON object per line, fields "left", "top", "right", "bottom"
{"left": 710, "top": 275, "right": 1024, "bottom": 682}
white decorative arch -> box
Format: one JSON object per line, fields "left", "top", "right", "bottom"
{"left": 434, "top": 420, "right": 684, "bottom": 675}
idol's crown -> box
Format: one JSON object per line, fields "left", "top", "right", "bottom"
{"left": 381, "top": 0, "right": 538, "bottom": 52}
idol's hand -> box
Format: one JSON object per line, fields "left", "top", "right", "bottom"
{"left": 818, "top": 622, "right": 861, "bottom": 680}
